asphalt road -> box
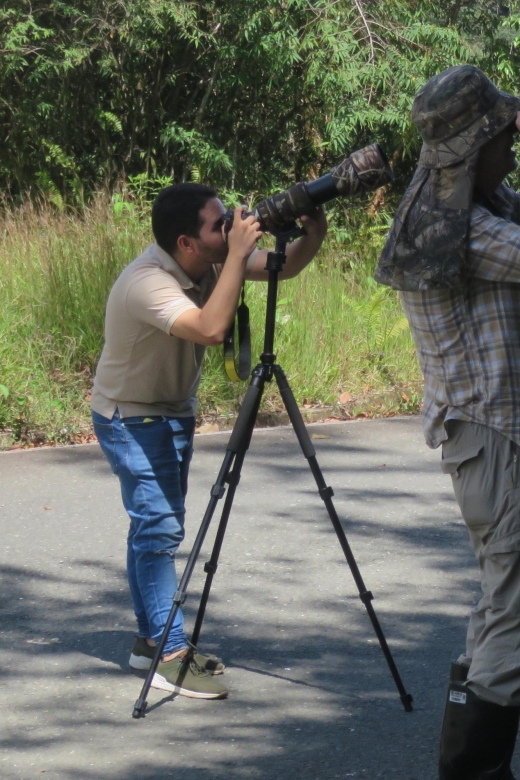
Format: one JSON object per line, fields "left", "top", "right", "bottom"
{"left": 1, "top": 415, "right": 516, "bottom": 780}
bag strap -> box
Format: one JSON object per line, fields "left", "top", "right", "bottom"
{"left": 223, "top": 285, "right": 251, "bottom": 382}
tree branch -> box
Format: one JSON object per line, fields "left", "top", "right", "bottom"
{"left": 352, "top": 0, "right": 376, "bottom": 63}
{"left": 449, "top": 0, "right": 463, "bottom": 26}
{"left": 193, "top": 60, "right": 220, "bottom": 130}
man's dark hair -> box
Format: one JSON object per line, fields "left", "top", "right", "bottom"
{"left": 152, "top": 183, "right": 217, "bottom": 254}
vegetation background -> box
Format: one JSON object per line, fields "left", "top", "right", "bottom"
{"left": 2, "top": 0, "right": 520, "bottom": 446}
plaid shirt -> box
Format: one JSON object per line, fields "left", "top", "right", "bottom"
{"left": 400, "top": 184, "right": 520, "bottom": 449}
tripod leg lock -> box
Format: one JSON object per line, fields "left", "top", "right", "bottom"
{"left": 226, "top": 469, "right": 241, "bottom": 487}
{"left": 173, "top": 590, "right": 187, "bottom": 605}
{"left": 359, "top": 590, "right": 374, "bottom": 605}
{"left": 204, "top": 561, "right": 218, "bottom": 575}
{"left": 319, "top": 485, "right": 334, "bottom": 500}
{"left": 210, "top": 483, "right": 226, "bottom": 498}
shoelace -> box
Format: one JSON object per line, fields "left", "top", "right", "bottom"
{"left": 185, "top": 650, "right": 210, "bottom": 676}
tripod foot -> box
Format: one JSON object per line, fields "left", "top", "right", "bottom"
{"left": 401, "top": 693, "right": 414, "bottom": 712}
{"left": 132, "top": 698, "right": 148, "bottom": 719}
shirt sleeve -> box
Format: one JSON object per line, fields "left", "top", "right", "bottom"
{"left": 467, "top": 205, "right": 520, "bottom": 283}
{"left": 125, "top": 270, "right": 198, "bottom": 334}
{"left": 491, "top": 183, "right": 520, "bottom": 225}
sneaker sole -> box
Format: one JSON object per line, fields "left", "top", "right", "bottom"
{"left": 151, "top": 672, "right": 228, "bottom": 699}
{"left": 129, "top": 653, "right": 225, "bottom": 674}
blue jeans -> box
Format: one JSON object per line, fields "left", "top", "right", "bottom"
{"left": 92, "top": 409, "right": 195, "bottom": 655}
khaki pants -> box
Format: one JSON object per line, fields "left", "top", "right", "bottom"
{"left": 442, "top": 420, "right": 520, "bottom": 706}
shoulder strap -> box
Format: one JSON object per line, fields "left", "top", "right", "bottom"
{"left": 223, "top": 285, "right": 251, "bottom": 382}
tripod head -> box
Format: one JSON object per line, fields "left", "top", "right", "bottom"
{"left": 264, "top": 225, "right": 304, "bottom": 271}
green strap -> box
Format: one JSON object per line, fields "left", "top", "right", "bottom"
{"left": 223, "top": 286, "right": 251, "bottom": 382}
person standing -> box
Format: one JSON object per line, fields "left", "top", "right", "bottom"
{"left": 91, "top": 183, "right": 327, "bottom": 700}
{"left": 375, "top": 65, "right": 520, "bottom": 778}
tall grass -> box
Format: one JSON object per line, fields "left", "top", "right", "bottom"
{"left": 0, "top": 197, "right": 145, "bottom": 444}
{"left": 0, "top": 197, "right": 421, "bottom": 446}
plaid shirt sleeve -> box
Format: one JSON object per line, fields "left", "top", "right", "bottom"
{"left": 468, "top": 204, "right": 520, "bottom": 282}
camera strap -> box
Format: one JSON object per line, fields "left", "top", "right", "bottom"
{"left": 223, "top": 285, "right": 251, "bottom": 382}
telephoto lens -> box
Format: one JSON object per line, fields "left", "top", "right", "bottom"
{"left": 224, "top": 143, "right": 394, "bottom": 235}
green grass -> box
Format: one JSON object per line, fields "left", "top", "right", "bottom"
{"left": 0, "top": 196, "right": 422, "bottom": 448}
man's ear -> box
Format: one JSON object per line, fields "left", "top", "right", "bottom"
{"left": 177, "top": 234, "right": 195, "bottom": 254}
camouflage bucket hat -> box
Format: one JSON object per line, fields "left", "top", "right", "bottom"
{"left": 414, "top": 64, "right": 520, "bottom": 168}
{"left": 374, "top": 65, "right": 520, "bottom": 291}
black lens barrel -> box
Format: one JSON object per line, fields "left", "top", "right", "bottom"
{"left": 304, "top": 174, "right": 338, "bottom": 206}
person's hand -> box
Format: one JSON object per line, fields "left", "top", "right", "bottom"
{"left": 300, "top": 205, "right": 327, "bottom": 240}
{"left": 226, "top": 207, "right": 262, "bottom": 260}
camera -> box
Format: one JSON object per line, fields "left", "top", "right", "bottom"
{"left": 224, "top": 143, "right": 394, "bottom": 235}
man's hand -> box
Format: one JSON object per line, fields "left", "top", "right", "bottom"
{"left": 300, "top": 205, "right": 328, "bottom": 241}
{"left": 226, "top": 207, "right": 262, "bottom": 261}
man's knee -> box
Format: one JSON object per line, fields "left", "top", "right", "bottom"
{"left": 131, "top": 521, "right": 186, "bottom": 556}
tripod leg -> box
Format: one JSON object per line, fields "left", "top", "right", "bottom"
{"left": 274, "top": 364, "right": 413, "bottom": 713}
{"left": 191, "top": 368, "right": 266, "bottom": 646}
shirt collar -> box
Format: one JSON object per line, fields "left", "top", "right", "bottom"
{"left": 150, "top": 243, "right": 202, "bottom": 291}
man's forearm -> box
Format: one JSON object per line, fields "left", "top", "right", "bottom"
{"left": 196, "top": 256, "right": 247, "bottom": 341}
{"left": 280, "top": 231, "right": 326, "bottom": 279}
{"left": 171, "top": 254, "right": 247, "bottom": 345}
{"left": 171, "top": 208, "right": 262, "bottom": 345}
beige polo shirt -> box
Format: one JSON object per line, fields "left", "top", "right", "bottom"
{"left": 91, "top": 243, "right": 221, "bottom": 419}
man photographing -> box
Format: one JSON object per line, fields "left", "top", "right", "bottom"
{"left": 376, "top": 66, "right": 520, "bottom": 778}
{"left": 90, "top": 183, "right": 327, "bottom": 700}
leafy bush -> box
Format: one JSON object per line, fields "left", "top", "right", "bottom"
{"left": 3, "top": 1, "right": 520, "bottom": 199}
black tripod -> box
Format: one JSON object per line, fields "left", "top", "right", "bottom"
{"left": 133, "top": 229, "right": 413, "bottom": 718}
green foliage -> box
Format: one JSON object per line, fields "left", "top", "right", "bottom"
{"left": 0, "top": 198, "right": 421, "bottom": 444}
{"left": 347, "top": 288, "right": 410, "bottom": 358}
{"left": 3, "top": 1, "right": 520, "bottom": 199}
